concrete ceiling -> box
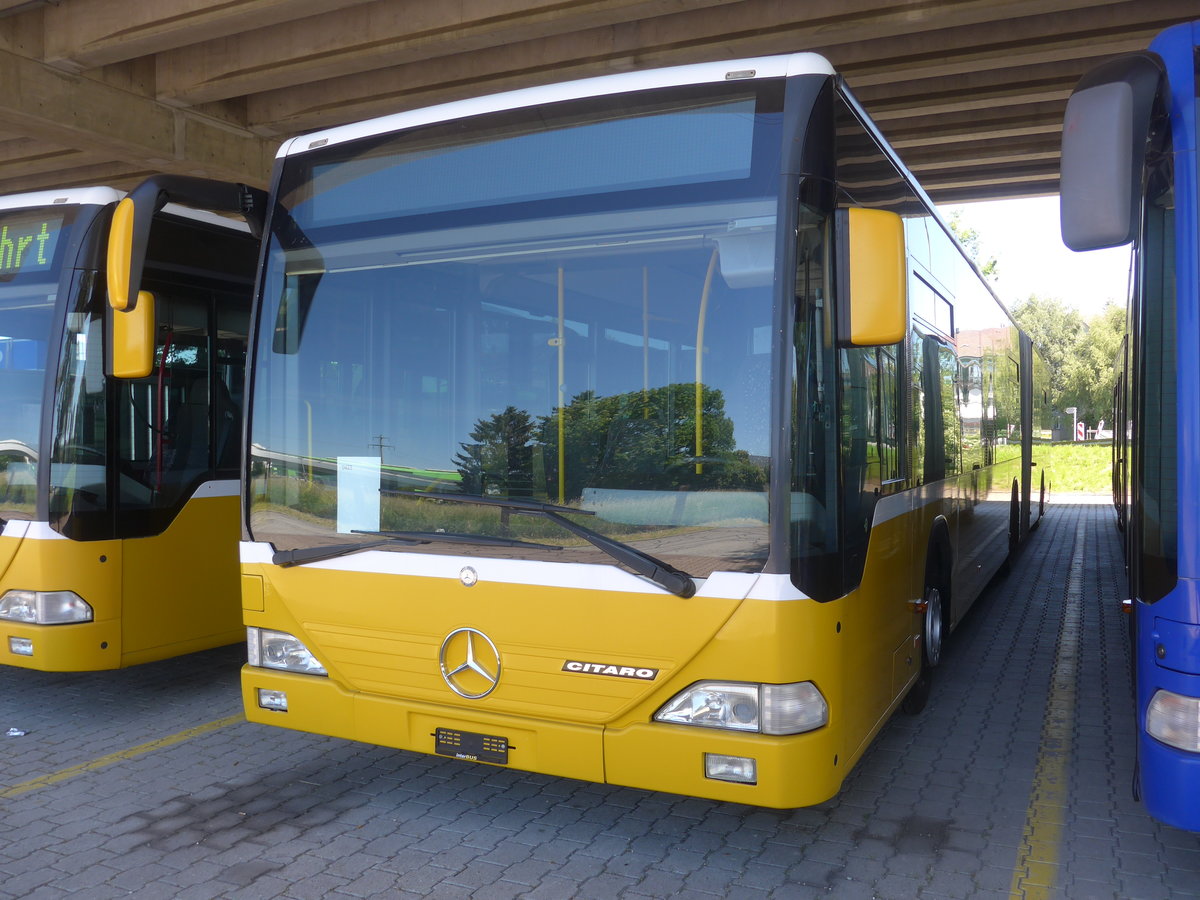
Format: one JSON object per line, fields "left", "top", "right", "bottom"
{"left": 0, "top": 0, "right": 1194, "bottom": 203}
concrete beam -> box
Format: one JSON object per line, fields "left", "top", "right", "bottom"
{"left": 155, "top": 0, "right": 733, "bottom": 106}
{"left": 41, "top": 0, "right": 376, "bottom": 72}
{"left": 0, "top": 45, "right": 274, "bottom": 184}
{"left": 239, "top": 0, "right": 1152, "bottom": 137}
{"left": 0, "top": 161, "right": 158, "bottom": 196}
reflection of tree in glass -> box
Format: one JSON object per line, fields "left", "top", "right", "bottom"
{"left": 454, "top": 406, "right": 535, "bottom": 497}
{"left": 454, "top": 386, "right": 766, "bottom": 505}
{"left": 537, "top": 384, "right": 765, "bottom": 502}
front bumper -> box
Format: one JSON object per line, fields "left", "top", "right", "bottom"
{"left": 241, "top": 666, "right": 844, "bottom": 807}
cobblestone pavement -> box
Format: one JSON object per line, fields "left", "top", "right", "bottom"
{"left": 2, "top": 498, "right": 1198, "bottom": 899}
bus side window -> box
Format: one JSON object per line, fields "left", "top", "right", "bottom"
{"left": 840, "top": 342, "right": 902, "bottom": 492}
{"left": 832, "top": 86, "right": 917, "bottom": 568}
{"left": 939, "top": 343, "right": 962, "bottom": 477}
{"left": 120, "top": 292, "right": 211, "bottom": 507}
{"left": 959, "top": 359, "right": 984, "bottom": 470}
{"left": 878, "top": 345, "right": 901, "bottom": 486}
{"left": 917, "top": 331, "right": 942, "bottom": 483}
{"left": 215, "top": 302, "right": 249, "bottom": 474}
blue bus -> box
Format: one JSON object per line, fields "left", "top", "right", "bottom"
{"left": 1059, "top": 20, "right": 1200, "bottom": 831}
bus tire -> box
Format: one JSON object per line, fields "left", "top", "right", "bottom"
{"left": 999, "top": 480, "right": 1020, "bottom": 575}
{"left": 903, "top": 539, "right": 949, "bottom": 716}
{"left": 1008, "top": 479, "right": 1020, "bottom": 556}
{"left": 901, "top": 662, "right": 932, "bottom": 715}
{"left": 921, "top": 582, "right": 944, "bottom": 669}
{"left": 921, "top": 525, "right": 951, "bottom": 667}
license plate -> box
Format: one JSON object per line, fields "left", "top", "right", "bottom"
{"left": 434, "top": 727, "right": 509, "bottom": 764}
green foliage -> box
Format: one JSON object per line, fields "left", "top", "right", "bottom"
{"left": 454, "top": 384, "right": 767, "bottom": 505}
{"left": 948, "top": 211, "right": 999, "bottom": 281}
{"left": 535, "top": 384, "right": 766, "bottom": 500}
{"left": 454, "top": 405, "right": 536, "bottom": 497}
{"left": 1011, "top": 294, "right": 1085, "bottom": 400}
{"left": 1066, "top": 302, "right": 1125, "bottom": 427}
{"left": 1013, "top": 295, "right": 1124, "bottom": 427}
{"left": 1039, "top": 441, "right": 1111, "bottom": 493}
{"left": 948, "top": 208, "right": 1125, "bottom": 431}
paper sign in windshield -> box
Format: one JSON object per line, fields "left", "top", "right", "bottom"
{"left": 336, "top": 456, "right": 381, "bottom": 534}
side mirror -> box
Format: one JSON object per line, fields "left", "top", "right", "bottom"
{"left": 107, "top": 196, "right": 155, "bottom": 378}
{"left": 111, "top": 291, "right": 155, "bottom": 379}
{"left": 105, "top": 175, "right": 268, "bottom": 379}
{"left": 1060, "top": 51, "right": 1165, "bottom": 251}
{"left": 836, "top": 207, "right": 906, "bottom": 347}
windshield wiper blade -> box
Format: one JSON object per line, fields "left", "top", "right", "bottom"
{"left": 352, "top": 529, "right": 562, "bottom": 550}
{"left": 273, "top": 536, "right": 420, "bottom": 568}
{"left": 386, "top": 490, "right": 696, "bottom": 597}
{"left": 273, "top": 526, "right": 565, "bottom": 568}
{"left": 516, "top": 508, "right": 696, "bottom": 598}
{"left": 381, "top": 489, "right": 594, "bottom": 517}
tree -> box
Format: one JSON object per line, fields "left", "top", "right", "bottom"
{"left": 453, "top": 406, "right": 536, "bottom": 497}
{"left": 1011, "top": 294, "right": 1122, "bottom": 427}
{"left": 537, "top": 384, "right": 766, "bottom": 501}
{"left": 948, "top": 210, "right": 999, "bottom": 281}
{"left": 1011, "top": 294, "right": 1085, "bottom": 403}
{"left": 1062, "top": 301, "right": 1125, "bottom": 427}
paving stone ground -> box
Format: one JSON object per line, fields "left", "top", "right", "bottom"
{"left": 1, "top": 497, "right": 1198, "bottom": 899}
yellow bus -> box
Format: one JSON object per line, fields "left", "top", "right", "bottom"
{"left": 238, "top": 55, "right": 1047, "bottom": 806}
{"left": 0, "top": 180, "right": 263, "bottom": 671}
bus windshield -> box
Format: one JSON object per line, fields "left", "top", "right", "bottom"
{"left": 0, "top": 208, "right": 70, "bottom": 521}
{"left": 249, "top": 81, "right": 787, "bottom": 576}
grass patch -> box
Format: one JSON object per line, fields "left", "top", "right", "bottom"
{"left": 1038, "top": 441, "right": 1111, "bottom": 494}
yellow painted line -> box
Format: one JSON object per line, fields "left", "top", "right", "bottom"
{"left": 1009, "top": 520, "right": 1084, "bottom": 900}
{"left": 0, "top": 713, "right": 243, "bottom": 800}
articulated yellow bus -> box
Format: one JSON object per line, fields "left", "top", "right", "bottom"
{"left": 239, "top": 55, "right": 1048, "bottom": 806}
{"left": 0, "top": 181, "right": 262, "bottom": 670}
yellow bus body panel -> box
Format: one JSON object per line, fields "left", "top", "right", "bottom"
{"left": 241, "top": 518, "right": 928, "bottom": 807}
{"left": 242, "top": 561, "right": 745, "bottom": 723}
{"left": 237, "top": 469, "right": 1032, "bottom": 805}
{"left": 0, "top": 531, "right": 123, "bottom": 671}
{"left": 119, "top": 493, "right": 243, "bottom": 666}
{"left": 0, "top": 492, "right": 242, "bottom": 671}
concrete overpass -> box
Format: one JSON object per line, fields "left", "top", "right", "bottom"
{"left": 0, "top": 0, "right": 1194, "bottom": 203}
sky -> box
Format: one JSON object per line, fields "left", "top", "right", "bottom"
{"left": 938, "top": 195, "right": 1133, "bottom": 320}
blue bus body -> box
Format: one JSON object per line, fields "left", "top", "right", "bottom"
{"left": 1141, "top": 21, "right": 1200, "bottom": 832}
{"left": 1061, "top": 20, "right": 1200, "bottom": 831}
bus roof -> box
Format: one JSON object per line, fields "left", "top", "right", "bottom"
{"left": 0, "top": 185, "right": 250, "bottom": 234}
{"left": 0, "top": 186, "right": 123, "bottom": 211}
{"left": 277, "top": 52, "right": 838, "bottom": 159}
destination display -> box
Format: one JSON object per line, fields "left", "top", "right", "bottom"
{"left": 0, "top": 210, "right": 64, "bottom": 277}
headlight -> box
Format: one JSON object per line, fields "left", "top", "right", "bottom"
{"left": 1146, "top": 689, "right": 1200, "bottom": 752}
{"left": 0, "top": 590, "right": 93, "bottom": 624}
{"left": 247, "top": 626, "right": 327, "bottom": 676}
{"left": 654, "top": 681, "right": 828, "bottom": 735}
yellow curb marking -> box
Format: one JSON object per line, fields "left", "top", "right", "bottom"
{"left": 1010, "top": 520, "right": 1084, "bottom": 899}
{"left": 1, "top": 713, "right": 243, "bottom": 800}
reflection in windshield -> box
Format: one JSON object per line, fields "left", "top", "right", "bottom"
{"left": 0, "top": 206, "right": 72, "bottom": 521}
{"left": 0, "top": 288, "right": 54, "bottom": 520}
{"left": 250, "top": 83, "right": 784, "bottom": 577}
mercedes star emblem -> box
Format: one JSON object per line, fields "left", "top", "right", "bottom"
{"left": 439, "top": 627, "right": 501, "bottom": 699}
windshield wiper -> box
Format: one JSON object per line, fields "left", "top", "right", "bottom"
{"left": 273, "top": 529, "right": 562, "bottom": 568}
{"left": 386, "top": 491, "right": 696, "bottom": 598}
{"left": 272, "top": 537, "right": 418, "bottom": 568}
{"left": 352, "top": 529, "right": 562, "bottom": 551}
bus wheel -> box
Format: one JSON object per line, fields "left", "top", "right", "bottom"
{"left": 901, "top": 664, "right": 931, "bottom": 715}
{"left": 903, "top": 582, "right": 943, "bottom": 715}
{"left": 922, "top": 584, "right": 944, "bottom": 668}
{"left": 1008, "top": 479, "right": 1020, "bottom": 556}
{"left": 999, "top": 480, "right": 1020, "bottom": 575}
